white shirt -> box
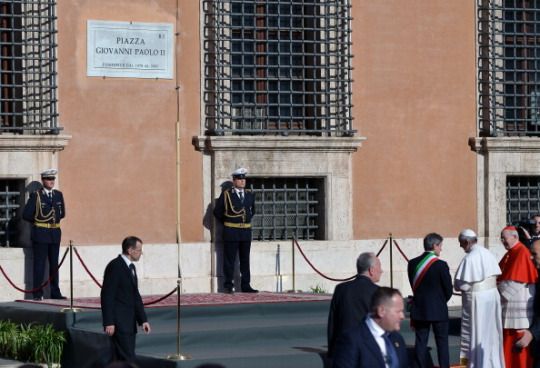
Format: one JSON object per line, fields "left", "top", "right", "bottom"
{"left": 121, "top": 254, "right": 134, "bottom": 269}
{"left": 365, "top": 316, "right": 389, "bottom": 367}
{"left": 233, "top": 187, "right": 244, "bottom": 199}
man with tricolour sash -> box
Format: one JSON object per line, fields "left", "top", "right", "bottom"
{"left": 407, "top": 232, "right": 453, "bottom": 368}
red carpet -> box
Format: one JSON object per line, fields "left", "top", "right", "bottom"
{"left": 16, "top": 291, "right": 331, "bottom": 309}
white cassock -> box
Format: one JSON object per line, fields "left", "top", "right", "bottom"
{"left": 454, "top": 244, "right": 504, "bottom": 368}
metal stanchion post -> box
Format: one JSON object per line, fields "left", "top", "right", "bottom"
{"left": 62, "top": 240, "right": 81, "bottom": 313}
{"left": 276, "top": 244, "right": 283, "bottom": 292}
{"left": 167, "top": 278, "right": 191, "bottom": 360}
{"left": 389, "top": 233, "right": 394, "bottom": 288}
{"left": 288, "top": 238, "right": 297, "bottom": 293}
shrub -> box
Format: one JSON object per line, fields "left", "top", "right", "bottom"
{"left": 0, "top": 320, "right": 65, "bottom": 366}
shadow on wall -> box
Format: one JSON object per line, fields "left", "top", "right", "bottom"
{"left": 205, "top": 181, "right": 238, "bottom": 292}
{"left": 13, "top": 180, "right": 43, "bottom": 248}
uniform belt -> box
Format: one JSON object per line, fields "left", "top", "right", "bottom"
{"left": 224, "top": 222, "right": 251, "bottom": 229}
{"left": 34, "top": 223, "right": 60, "bottom": 229}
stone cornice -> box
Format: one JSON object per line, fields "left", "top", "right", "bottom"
{"left": 469, "top": 136, "right": 540, "bottom": 154}
{"left": 192, "top": 135, "right": 366, "bottom": 153}
{"left": 0, "top": 134, "right": 72, "bottom": 152}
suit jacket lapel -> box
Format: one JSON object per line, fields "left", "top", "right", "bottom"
{"left": 360, "top": 322, "right": 386, "bottom": 366}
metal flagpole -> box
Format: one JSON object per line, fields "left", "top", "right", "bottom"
{"left": 167, "top": 3, "right": 190, "bottom": 357}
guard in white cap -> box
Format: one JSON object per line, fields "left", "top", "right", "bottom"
{"left": 22, "top": 169, "right": 67, "bottom": 300}
{"left": 213, "top": 167, "right": 258, "bottom": 293}
{"left": 454, "top": 229, "right": 503, "bottom": 367}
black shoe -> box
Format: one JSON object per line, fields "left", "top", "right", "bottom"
{"left": 241, "top": 286, "right": 259, "bottom": 293}
{"left": 51, "top": 295, "right": 67, "bottom": 300}
{"left": 223, "top": 287, "right": 234, "bottom": 294}
{"left": 33, "top": 296, "right": 43, "bottom": 301}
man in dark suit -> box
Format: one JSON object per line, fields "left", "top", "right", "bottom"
{"left": 213, "top": 167, "right": 257, "bottom": 293}
{"left": 407, "top": 232, "right": 453, "bottom": 368}
{"left": 22, "top": 169, "right": 66, "bottom": 300}
{"left": 101, "top": 236, "right": 151, "bottom": 363}
{"left": 516, "top": 238, "right": 540, "bottom": 367}
{"left": 327, "top": 252, "right": 382, "bottom": 357}
{"left": 333, "top": 287, "right": 408, "bottom": 368}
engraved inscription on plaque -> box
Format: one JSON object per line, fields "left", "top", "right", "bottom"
{"left": 87, "top": 20, "right": 174, "bottom": 79}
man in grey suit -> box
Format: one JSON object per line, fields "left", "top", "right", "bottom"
{"left": 101, "top": 236, "right": 151, "bottom": 362}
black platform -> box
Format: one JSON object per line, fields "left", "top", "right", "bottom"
{"left": 0, "top": 296, "right": 462, "bottom": 368}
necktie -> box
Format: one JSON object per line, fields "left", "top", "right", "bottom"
{"left": 129, "top": 264, "right": 138, "bottom": 286}
{"left": 239, "top": 191, "right": 244, "bottom": 202}
{"left": 48, "top": 192, "right": 53, "bottom": 201}
{"left": 382, "top": 333, "right": 399, "bottom": 368}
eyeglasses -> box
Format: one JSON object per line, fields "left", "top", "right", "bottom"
{"left": 42, "top": 177, "right": 55, "bottom": 181}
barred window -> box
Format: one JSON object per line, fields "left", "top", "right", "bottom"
{"left": 0, "top": 179, "right": 25, "bottom": 247}
{"left": 0, "top": 0, "right": 58, "bottom": 134}
{"left": 506, "top": 176, "right": 540, "bottom": 225}
{"left": 478, "top": 1, "right": 540, "bottom": 136}
{"left": 248, "top": 177, "right": 324, "bottom": 240}
{"left": 203, "top": 0, "right": 353, "bottom": 136}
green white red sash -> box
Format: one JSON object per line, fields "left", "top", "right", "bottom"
{"left": 412, "top": 252, "right": 438, "bottom": 291}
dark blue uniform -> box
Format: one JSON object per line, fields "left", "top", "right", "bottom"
{"left": 22, "top": 189, "right": 65, "bottom": 299}
{"left": 213, "top": 188, "right": 255, "bottom": 291}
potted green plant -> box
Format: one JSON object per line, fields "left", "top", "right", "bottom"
{"left": 0, "top": 320, "right": 65, "bottom": 367}
{"left": 29, "top": 324, "right": 66, "bottom": 367}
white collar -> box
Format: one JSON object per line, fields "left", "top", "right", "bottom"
{"left": 366, "top": 315, "right": 386, "bottom": 337}
{"left": 120, "top": 254, "right": 133, "bottom": 268}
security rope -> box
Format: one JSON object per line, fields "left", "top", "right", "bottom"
{"left": 0, "top": 246, "right": 69, "bottom": 293}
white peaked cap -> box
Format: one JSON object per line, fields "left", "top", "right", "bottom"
{"left": 40, "top": 169, "right": 57, "bottom": 177}
{"left": 232, "top": 167, "right": 248, "bottom": 177}
{"left": 459, "top": 228, "right": 477, "bottom": 238}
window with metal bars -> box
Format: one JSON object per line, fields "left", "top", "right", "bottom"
{"left": 0, "top": 0, "right": 58, "bottom": 134}
{"left": 248, "top": 177, "right": 324, "bottom": 240}
{"left": 0, "top": 179, "right": 25, "bottom": 247}
{"left": 506, "top": 176, "right": 540, "bottom": 225}
{"left": 203, "top": 0, "right": 353, "bottom": 136}
{"left": 478, "top": 0, "right": 540, "bottom": 136}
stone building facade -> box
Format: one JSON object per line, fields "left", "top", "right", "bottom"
{"left": 0, "top": 0, "right": 531, "bottom": 303}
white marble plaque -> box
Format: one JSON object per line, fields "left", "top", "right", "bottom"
{"left": 87, "top": 20, "right": 174, "bottom": 79}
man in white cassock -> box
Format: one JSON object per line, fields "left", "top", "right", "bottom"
{"left": 454, "top": 229, "right": 504, "bottom": 368}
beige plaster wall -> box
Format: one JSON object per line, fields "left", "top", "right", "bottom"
{"left": 57, "top": 0, "right": 203, "bottom": 245}
{"left": 351, "top": 0, "right": 478, "bottom": 239}
{"left": 54, "top": 0, "right": 478, "bottom": 245}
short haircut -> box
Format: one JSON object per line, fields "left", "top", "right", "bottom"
{"left": 423, "top": 233, "right": 443, "bottom": 251}
{"left": 121, "top": 236, "right": 142, "bottom": 254}
{"left": 370, "top": 287, "right": 402, "bottom": 314}
{"left": 532, "top": 214, "right": 540, "bottom": 220}
{"left": 356, "top": 252, "right": 376, "bottom": 274}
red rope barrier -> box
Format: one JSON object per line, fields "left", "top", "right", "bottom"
{"left": 0, "top": 246, "right": 69, "bottom": 293}
{"left": 293, "top": 239, "right": 356, "bottom": 282}
{"left": 392, "top": 240, "right": 409, "bottom": 262}
{"left": 376, "top": 239, "right": 389, "bottom": 257}
{"left": 73, "top": 247, "right": 103, "bottom": 288}
{"left": 74, "top": 246, "right": 179, "bottom": 305}
{"left": 143, "top": 287, "right": 177, "bottom": 306}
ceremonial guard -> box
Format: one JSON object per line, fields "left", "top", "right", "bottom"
{"left": 22, "top": 169, "right": 66, "bottom": 300}
{"left": 213, "top": 167, "right": 258, "bottom": 293}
